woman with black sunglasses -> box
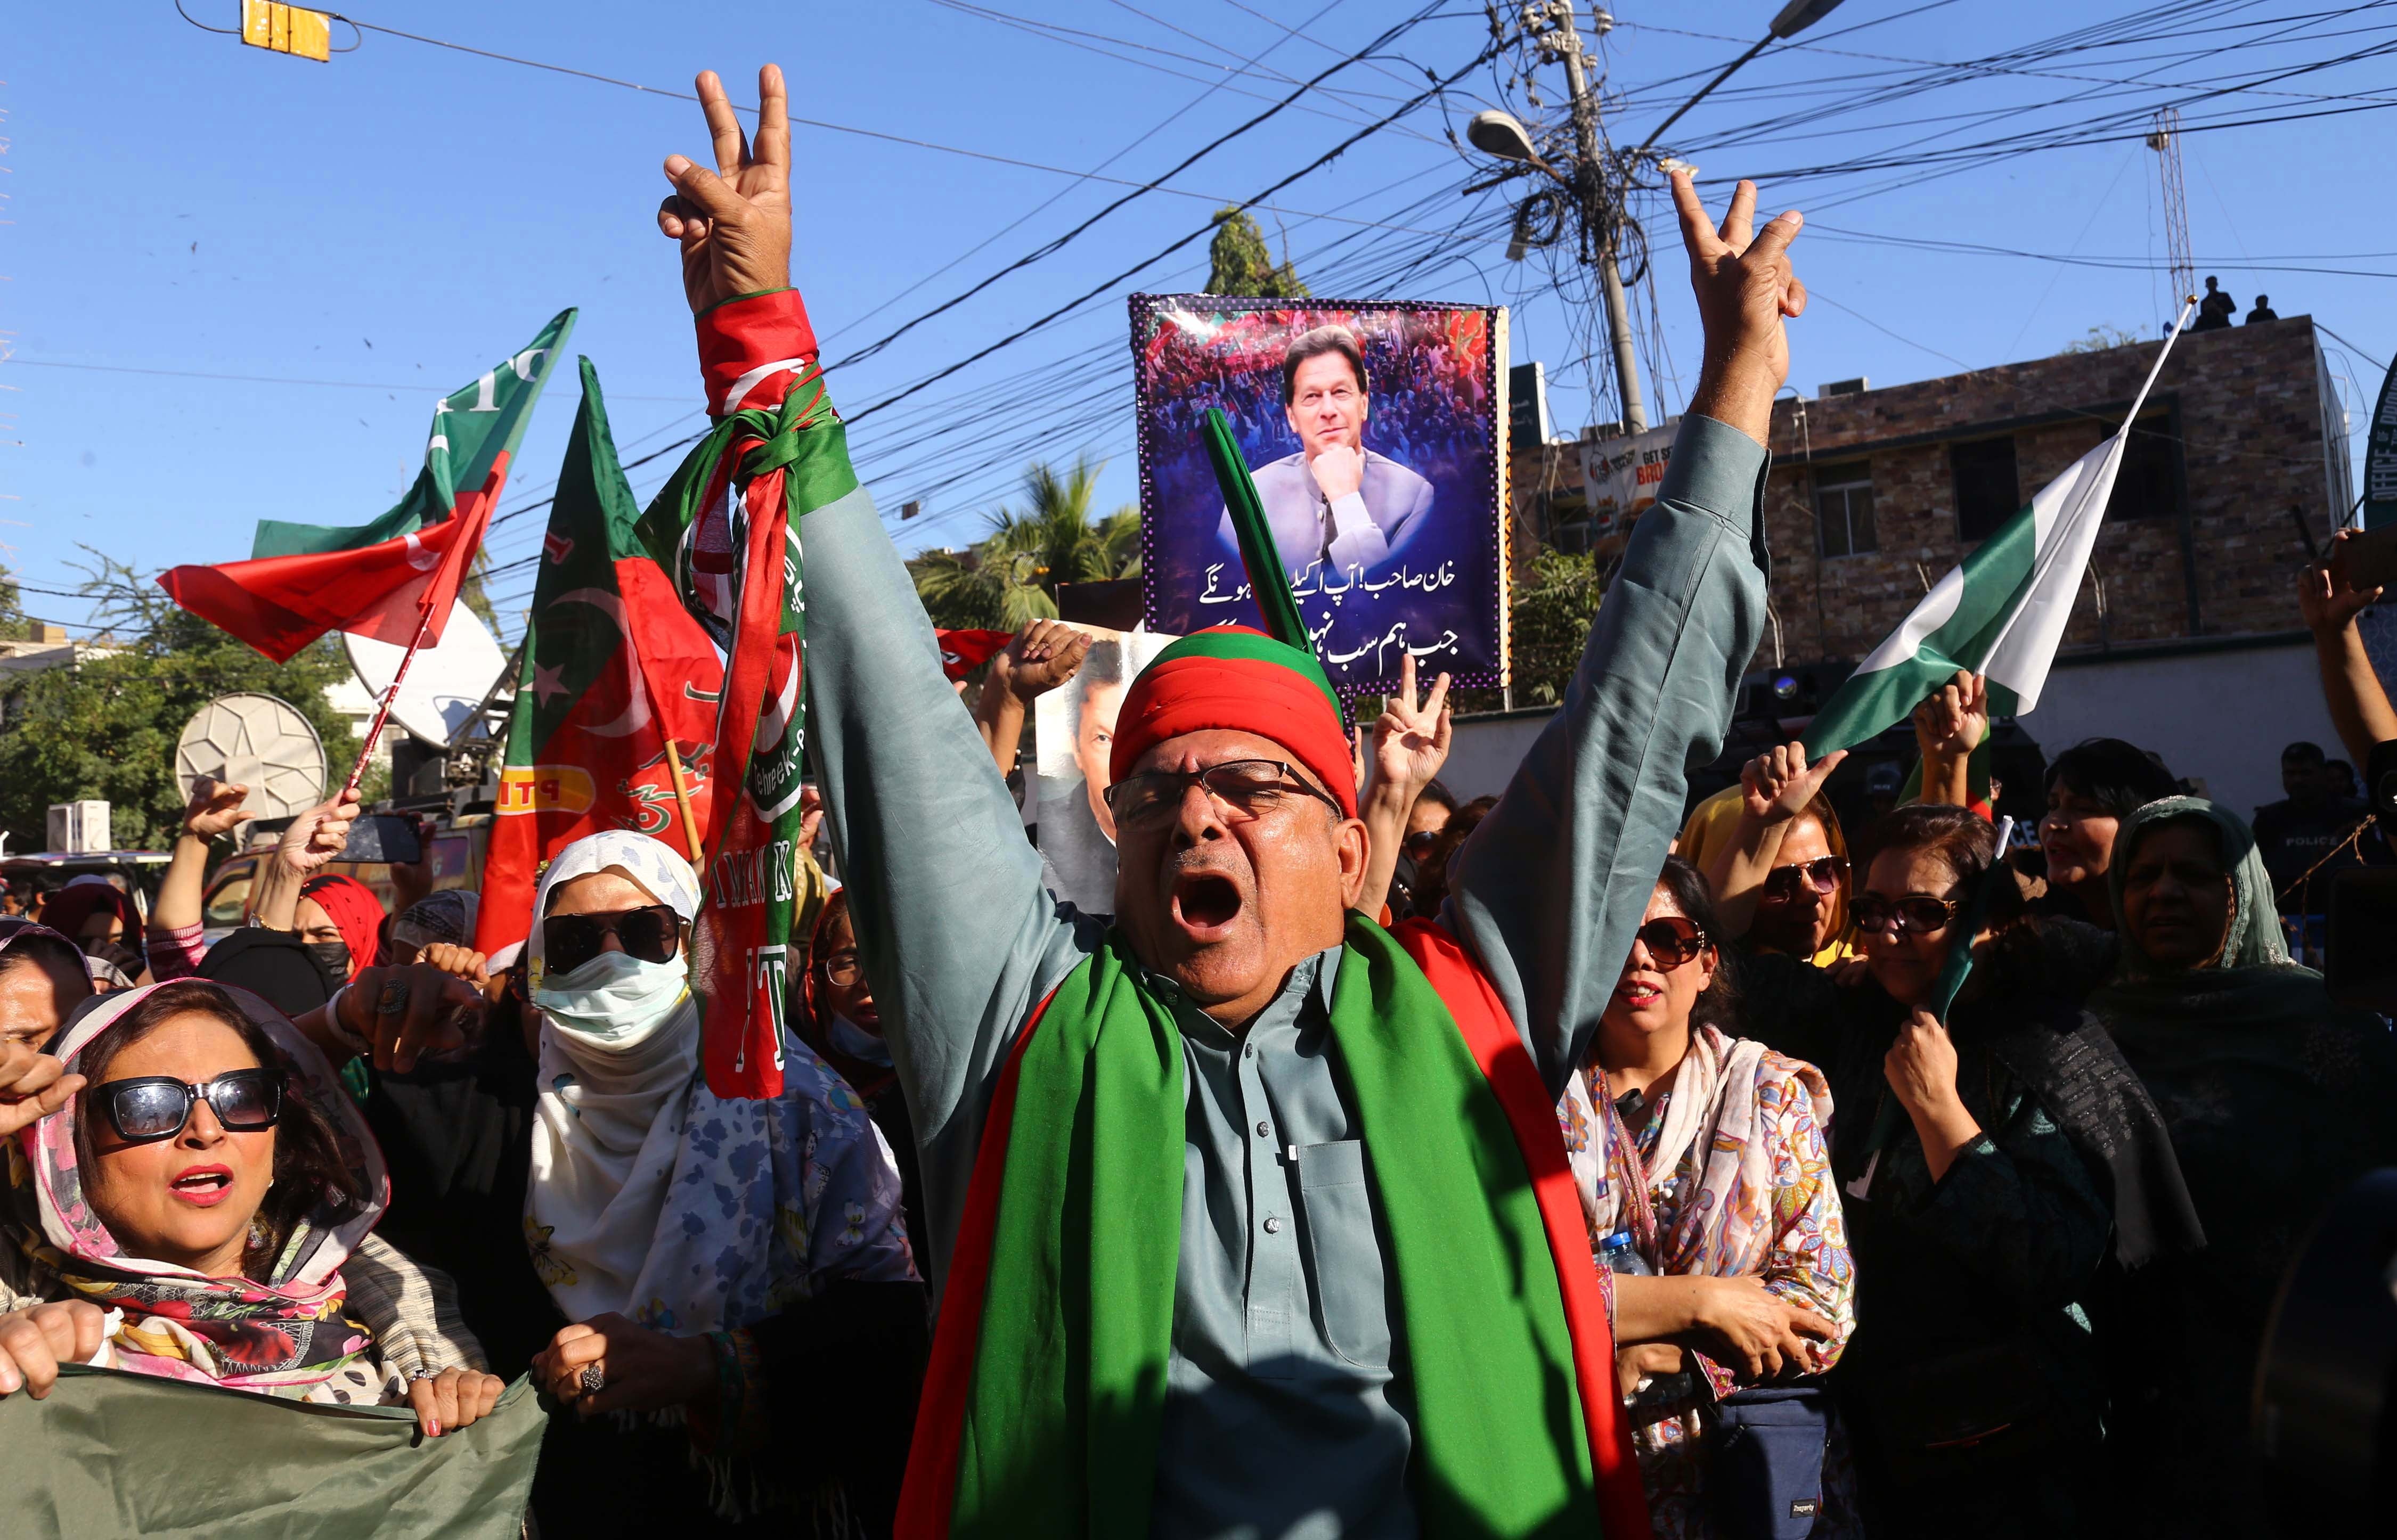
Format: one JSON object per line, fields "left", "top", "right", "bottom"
{"left": 1560, "top": 855, "right": 1856, "bottom": 1537}
{"left": 1814, "top": 805, "right": 2198, "bottom": 1539}
{"left": 0, "top": 979, "right": 504, "bottom": 1436}
{"left": 322, "top": 830, "right": 927, "bottom": 1538}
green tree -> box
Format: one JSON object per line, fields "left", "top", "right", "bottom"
{"left": 909, "top": 457, "right": 1142, "bottom": 630}
{"left": 0, "top": 567, "right": 26, "bottom": 636}
{"left": 1204, "top": 208, "right": 1309, "bottom": 298}
{"left": 0, "top": 552, "right": 362, "bottom": 853}
{"left": 1448, "top": 547, "right": 1608, "bottom": 715}
{"left": 2060, "top": 324, "right": 2144, "bottom": 354}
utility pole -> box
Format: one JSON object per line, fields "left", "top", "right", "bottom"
{"left": 1528, "top": 2, "right": 1646, "bottom": 434}
{"left": 1470, "top": 0, "right": 1848, "bottom": 440}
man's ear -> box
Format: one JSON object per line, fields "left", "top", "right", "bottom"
{"left": 1335, "top": 814, "right": 1371, "bottom": 911}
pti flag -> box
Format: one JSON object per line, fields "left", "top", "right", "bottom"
{"left": 476, "top": 359, "right": 725, "bottom": 960}
{"left": 636, "top": 324, "right": 850, "bottom": 1101}
{"left": 1804, "top": 306, "right": 2195, "bottom": 756}
{"left": 935, "top": 628, "right": 1012, "bottom": 680}
{"left": 159, "top": 311, "right": 575, "bottom": 661}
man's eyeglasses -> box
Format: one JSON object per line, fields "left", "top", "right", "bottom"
{"left": 94, "top": 1068, "right": 283, "bottom": 1145}
{"left": 1849, "top": 892, "right": 1963, "bottom": 936}
{"left": 1630, "top": 915, "right": 1709, "bottom": 970}
{"left": 1103, "top": 759, "right": 1346, "bottom": 833}
{"left": 541, "top": 905, "right": 683, "bottom": 978}
{"left": 1762, "top": 856, "right": 1848, "bottom": 902}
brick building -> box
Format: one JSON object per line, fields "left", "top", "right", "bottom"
{"left": 1494, "top": 316, "right": 2359, "bottom": 815}
{"left": 1755, "top": 314, "right": 2349, "bottom": 660}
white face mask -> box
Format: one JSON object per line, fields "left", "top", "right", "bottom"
{"left": 827, "top": 1011, "right": 893, "bottom": 1068}
{"left": 534, "top": 949, "right": 690, "bottom": 1047}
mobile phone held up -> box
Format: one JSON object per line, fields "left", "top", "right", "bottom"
{"left": 335, "top": 813, "right": 425, "bottom": 866}
{"left": 2331, "top": 524, "right": 2397, "bottom": 595}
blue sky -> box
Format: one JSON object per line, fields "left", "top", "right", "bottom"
{"left": 9, "top": 1, "right": 2393, "bottom": 643}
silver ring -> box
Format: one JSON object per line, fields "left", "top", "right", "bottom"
{"left": 580, "top": 1363, "right": 605, "bottom": 1394}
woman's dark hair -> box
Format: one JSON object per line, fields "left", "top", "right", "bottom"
{"left": 2044, "top": 737, "right": 2180, "bottom": 818}
{"left": 1859, "top": 804, "right": 2039, "bottom": 979}
{"left": 72, "top": 981, "right": 366, "bottom": 1280}
{"left": 1652, "top": 855, "right": 1741, "bottom": 1034}
{"left": 0, "top": 924, "right": 96, "bottom": 1040}
{"left": 1415, "top": 779, "right": 1458, "bottom": 816}
{"left": 1407, "top": 796, "right": 1499, "bottom": 919}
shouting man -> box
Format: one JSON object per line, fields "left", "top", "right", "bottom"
{"left": 655, "top": 65, "right": 1820, "bottom": 1538}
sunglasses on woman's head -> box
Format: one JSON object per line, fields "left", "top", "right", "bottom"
{"left": 541, "top": 905, "right": 682, "bottom": 977}
{"left": 94, "top": 1069, "right": 283, "bottom": 1145}
{"left": 1849, "top": 892, "right": 1962, "bottom": 936}
{"left": 1631, "top": 915, "right": 1709, "bottom": 970}
{"left": 1762, "top": 855, "right": 1847, "bottom": 901}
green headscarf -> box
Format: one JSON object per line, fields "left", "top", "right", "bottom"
{"left": 2093, "top": 796, "right": 2331, "bottom": 1050}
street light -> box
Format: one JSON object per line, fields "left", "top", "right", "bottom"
{"left": 1635, "top": 0, "right": 1849, "bottom": 156}
{"left": 1466, "top": 2, "right": 1849, "bottom": 436}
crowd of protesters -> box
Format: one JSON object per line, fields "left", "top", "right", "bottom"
{"left": 0, "top": 60, "right": 2390, "bottom": 1540}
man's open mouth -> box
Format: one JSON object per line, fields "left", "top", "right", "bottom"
{"left": 1171, "top": 872, "right": 1244, "bottom": 939}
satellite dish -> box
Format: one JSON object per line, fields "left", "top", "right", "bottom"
{"left": 344, "top": 605, "right": 510, "bottom": 745}
{"left": 175, "top": 693, "right": 328, "bottom": 823}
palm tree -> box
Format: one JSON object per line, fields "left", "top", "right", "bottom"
{"left": 909, "top": 456, "right": 1140, "bottom": 630}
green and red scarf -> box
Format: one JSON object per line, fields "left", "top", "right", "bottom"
{"left": 896, "top": 914, "right": 1648, "bottom": 1539}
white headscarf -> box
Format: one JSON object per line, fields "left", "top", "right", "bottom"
{"left": 523, "top": 831, "right": 915, "bottom": 1333}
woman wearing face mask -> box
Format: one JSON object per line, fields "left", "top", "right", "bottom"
{"left": 36, "top": 879, "right": 144, "bottom": 962}
{"left": 796, "top": 887, "right": 926, "bottom": 1261}
{"left": 1560, "top": 857, "right": 1854, "bottom": 1538}
{"left": 0, "top": 979, "right": 501, "bottom": 1435}
{"left": 328, "top": 831, "right": 927, "bottom": 1537}
{"left": 2088, "top": 799, "right": 2397, "bottom": 1536}
{"left": 1813, "top": 805, "right": 2199, "bottom": 1538}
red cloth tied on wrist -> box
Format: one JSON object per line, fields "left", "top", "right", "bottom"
{"left": 1108, "top": 625, "right": 1356, "bottom": 818}
{"left": 695, "top": 288, "right": 820, "bottom": 418}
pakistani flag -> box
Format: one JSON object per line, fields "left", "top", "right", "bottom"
{"left": 1804, "top": 306, "right": 2194, "bottom": 756}
{"left": 475, "top": 358, "right": 725, "bottom": 960}
{"left": 160, "top": 311, "right": 574, "bottom": 661}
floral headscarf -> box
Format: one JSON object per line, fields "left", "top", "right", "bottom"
{"left": 7, "top": 980, "right": 397, "bottom": 1402}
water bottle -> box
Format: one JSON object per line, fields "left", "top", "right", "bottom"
{"left": 1597, "top": 1229, "right": 1653, "bottom": 1275}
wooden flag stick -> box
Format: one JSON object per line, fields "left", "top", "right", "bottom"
{"left": 339, "top": 606, "right": 437, "bottom": 801}
{"left": 664, "top": 740, "right": 705, "bottom": 863}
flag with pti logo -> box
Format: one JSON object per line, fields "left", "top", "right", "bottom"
{"left": 475, "top": 359, "right": 725, "bottom": 960}
{"left": 635, "top": 291, "right": 842, "bottom": 1100}
{"left": 159, "top": 310, "right": 575, "bottom": 661}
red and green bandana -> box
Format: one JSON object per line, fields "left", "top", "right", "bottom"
{"left": 637, "top": 288, "right": 849, "bottom": 1100}
{"left": 896, "top": 915, "right": 1649, "bottom": 1539}
{"left": 1108, "top": 624, "right": 1357, "bottom": 819}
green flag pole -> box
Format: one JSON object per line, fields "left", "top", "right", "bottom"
{"left": 1202, "top": 406, "right": 1311, "bottom": 651}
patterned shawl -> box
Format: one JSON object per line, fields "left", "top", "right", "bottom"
{"left": 1560, "top": 1022, "right": 1838, "bottom": 1276}
{"left": 6, "top": 981, "right": 398, "bottom": 1402}
{"left": 523, "top": 831, "right": 916, "bottom": 1337}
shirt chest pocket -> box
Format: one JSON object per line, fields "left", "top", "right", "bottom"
{"left": 1294, "top": 1139, "right": 1391, "bottom": 1370}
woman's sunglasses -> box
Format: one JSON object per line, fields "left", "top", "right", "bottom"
{"left": 542, "top": 905, "right": 682, "bottom": 978}
{"left": 1849, "top": 892, "right": 1963, "bottom": 936}
{"left": 1762, "top": 856, "right": 1847, "bottom": 901}
{"left": 94, "top": 1069, "right": 283, "bottom": 1145}
{"left": 1630, "top": 915, "right": 1709, "bottom": 970}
